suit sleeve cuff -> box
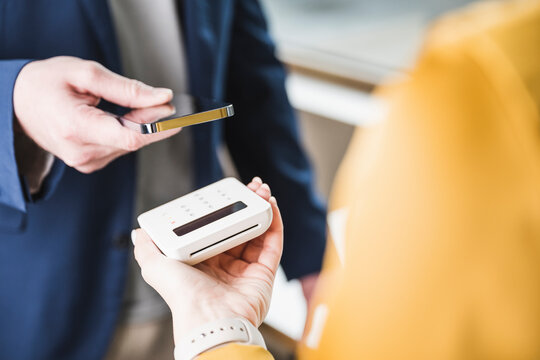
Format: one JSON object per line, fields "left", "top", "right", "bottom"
{"left": 0, "top": 59, "right": 33, "bottom": 212}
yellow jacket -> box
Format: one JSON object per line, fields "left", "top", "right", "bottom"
{"left": 200, "top": 1, "right": 540, "bottom": 359}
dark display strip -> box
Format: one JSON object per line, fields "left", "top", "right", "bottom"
{"left": 173, "top": 201, "right": 247, "bottom": 237}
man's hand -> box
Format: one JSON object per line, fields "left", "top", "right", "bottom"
{"left": 13, "top": 56, "right": 180, "bottom": 174}
{"left": 132, "top": 177, "right": 283, "bottom": 343}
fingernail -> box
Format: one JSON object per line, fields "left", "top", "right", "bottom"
{"left": 253, "top": 177, "right": 262, "bottom": 184}
{"left": 153, "top": 88, "right": 173, "bottom": 98}
{"left": 131, "top": 229, "right": 137, "bottom": 246}
{"left": 270, "top": 196, "right": 277, "bottom": 204}
{"left": 261, "top": 183, "right": 270, "bottom": 191}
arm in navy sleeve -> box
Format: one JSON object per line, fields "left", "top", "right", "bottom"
{"left": 224, "top": 0, "right": 327, "bottom": 280}
{"left": 0, "top": 60, "right": 32, "bottom": 212}
{"left": 0, "top": 60, "right": 64, "bottom": 215}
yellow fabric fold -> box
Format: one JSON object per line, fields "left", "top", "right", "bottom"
{"left": 197, "top": 343, "right": 273, "bottom": 359}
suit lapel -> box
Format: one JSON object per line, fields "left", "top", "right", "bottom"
{"left": 77, "top": 0, "right": 121, "bottom": 73}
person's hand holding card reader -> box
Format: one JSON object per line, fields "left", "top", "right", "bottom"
{"left": 137, "top": 178, "right": 273, "bottom": 265}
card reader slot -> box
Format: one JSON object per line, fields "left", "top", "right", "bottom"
{"left": 190, "top": 224, "right": 259, "bottom": 257}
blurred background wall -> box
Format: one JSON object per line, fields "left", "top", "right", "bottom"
{"left": 261, "top": 0, "right": 478, "bottom": 198}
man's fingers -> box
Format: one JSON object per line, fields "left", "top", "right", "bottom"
{"left": 74, "top": 104, "right": 180, "bottom": 152}
{"left": 62, "top": 144, "right": 118, "bottom": 172}
{"left": 71, "top": 61, "right": 173, "bottom": 108}
{"left": 137, "top": 127, "right": 182, "bottom": 147}
{"left": 73, "top": 104, "right": 139, "bottom": 148}
{"left": 122, "top": 103, "right": 176, "bottom": 124}
{"left": 73, "top": 149, "right": 125, "bottom": 174}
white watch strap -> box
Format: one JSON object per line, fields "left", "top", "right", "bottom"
{"left": 174, "top": 318, "right": 266, "bottom": 360}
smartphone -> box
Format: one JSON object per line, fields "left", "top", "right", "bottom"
{"left": 116, "top": 94, "right": 234, "bottom": 134}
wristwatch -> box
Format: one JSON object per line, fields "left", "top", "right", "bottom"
{"left": 174, "top": 318, "right": 266, "bottom": 360}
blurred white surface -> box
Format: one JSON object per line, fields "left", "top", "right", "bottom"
{"left": 264, "top": 266, "right": 307, "bottom": 340}
{"left": 286, "top": 72, "right": 386, "bottom": 127}
{"left": 262, "top": 0, "right": 478, "bottom": 84}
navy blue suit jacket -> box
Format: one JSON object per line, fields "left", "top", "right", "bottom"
{"left": 0, "top": 0, "right": 326, "bottom": 358}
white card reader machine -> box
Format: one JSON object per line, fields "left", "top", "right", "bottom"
{"left": 137, "top": 178, "right": 273, "bottom": 265}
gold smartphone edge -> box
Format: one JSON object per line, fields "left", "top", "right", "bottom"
{"left": 154, "top": 106, "right": 234, "bottom": 132}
